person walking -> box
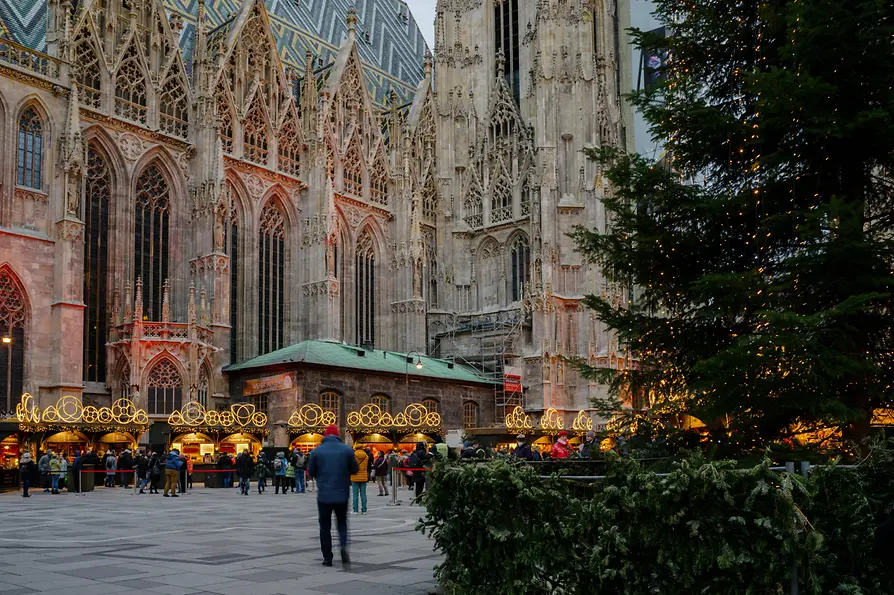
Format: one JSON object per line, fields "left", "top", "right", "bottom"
{"left": 148, "top": 452, "right": 162, "bottom": 493}
{"left": 19, "top": 451, "right": 35, "bottom": 497}
{"left": 351, "top": 444, "right": 369, "bottom": 515}
{"left": 431, "top": 435, "right": 449, "bottom": 460}
{"left": 273, "top": 452, "right": 288, "bottom": 495}
{"left": 236, "top": 449, "right": 253, "bottom": 495}
{"left": 513, "top": 434, "right": 534, "bottom": 461}
{"left": 134, "top": 451, "right": 148, "bottom": 494}
{"left": 285, "top": 457, "right": 296, "bottom": 491}
{"left": 550, "top": 430, "right": 573, "bottom": 459}
{"left": 291, "top": 448, "right": 307, "bottom": 493}
{"left": 178, "top": 452, "right": 188, "bottom": 495}
{"left": 186, "top": 456, "right": 194, "bottom": 490}
{"left": 255, "top": 453, "right": 270, "bottom": 494}
{"left": 38, "top": 450, "right": 51, "bottom": 493}
{"left": 71, "top": 450, "right": 82, "bottom": 494}
{"left": 373, "top": 450, "right": 389, "bottom": 497}
{"left": 163, "top": 449, "right": 182, "bottom": 497}
{"left": 408, "top": 441, "right": 431, "bottom": 504}
{"left": 217, "top": 452, "right": 233, "bottom": 488}
{"left": 579, "top": 430, "right": 599, "bottom": 459}
{"left": 308, "top": 425, "right": 359, "bottom": 567}
{"left": 118, "top": 449, "right": 133, "bottom": 489}
{"left": 104, "top": 450, "right": 117, "bottom": 487}
{"left": 49, "top": 453, "right": 62, "bottom": 494}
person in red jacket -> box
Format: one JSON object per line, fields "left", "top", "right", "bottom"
{"left": 550, "top": 430, "right": 573, "bottom": 459}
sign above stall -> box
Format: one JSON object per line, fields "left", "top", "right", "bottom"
{"left": 243, "top": 373, "right": 294, "bottom": 396}
{"left": 168, "top": 402, "right": 269, "bottom": 434}
{"left": 287, "top": 404, "right": 337, "bottom": 429}
{"left": 347, "top": 403, "right": 441, "bottom": 433}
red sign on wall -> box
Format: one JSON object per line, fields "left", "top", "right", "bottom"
{"left": 218, "top": 443, "right": 236, "bottom": 453}
{"left": 504, "top": 374, "right": 523, "bottom": 393}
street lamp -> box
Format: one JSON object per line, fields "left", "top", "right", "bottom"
{"left": 2, "top": 337, "right": 11, "bottom": 413}
{"left": 405, "top": 351, "right": 424, "bottom": 400}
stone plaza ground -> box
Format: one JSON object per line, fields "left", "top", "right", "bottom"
{"left": 0, "top": 483, "right": 442, "bottom": 595}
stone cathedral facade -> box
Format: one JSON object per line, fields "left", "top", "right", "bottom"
{"left": 0, "top": 0, "right": 632, "bottom": 429}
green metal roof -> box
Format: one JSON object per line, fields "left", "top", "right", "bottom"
{"left": 224, "top": 340, "right": 499, "bottom": 386}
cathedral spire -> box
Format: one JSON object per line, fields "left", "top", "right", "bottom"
{"left": 424, "top": 49, "right": 433, "bottom": 79}
{"left": 188, "top": 282, "right": 196, "bottom": 325}
{"left": 496, "top": 49, "right": 506, "bottom": 81}
{"left": 161, "top": 280, "right": 171, "bottom": 323}
{"left": 134, "top": 278, "right": 143, "bottom": 322}
{"left": 346, "top": 8, "right": 358, "bottom": 41}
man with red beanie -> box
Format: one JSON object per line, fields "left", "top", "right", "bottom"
{"left": 308, "top": 424, "right": 359, "bottom": 566}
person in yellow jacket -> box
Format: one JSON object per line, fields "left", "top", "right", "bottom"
{"left": 351, "top": 444, "right": 369, "bottom": 514}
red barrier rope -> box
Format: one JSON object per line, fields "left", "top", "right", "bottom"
{"left": 393, "top": 467, "right": 428, "bottom": 472}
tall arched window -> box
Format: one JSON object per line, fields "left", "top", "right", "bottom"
{"left": 226, "top": 200, "right": 240, "bottom": 361}
{"left": 343, "top": 143, "right": 363, "bottom": 196}
{"left": 479, "top": 241, "right": 501, "bottom": 307}
{"left": 216, "top": 80, "right": 234, "bottom": 153}
{"left": 197, "top": 367, "right": 209, "bottom": 408}
{"left": 0, "top": 269, "right": 26, "bottom": 411}
{"left": 73, "top": 30, "right": 101, "bottom": 108}
{"left": 83, "top": 146, "right": 111, "bottom": 383}
{"left": 370, "top": 158, "right": 388, "bottom": 206}
{"left": 509, "top": 236, "right": 530, "bottom": 302}
{"left": 494, "top": 0, "right": 520, "bottom": 104}
{"left": 463, "top": 401, "right": 479, "bottom": 429}
{"left": 146, "top": 359, "right": 182, "bottom": 415}
{"left": 422, "top": 398, "right": 440, "bottom": 415}
{"left": 258, "top": 201, "right": 285, "bottom": 355}
{"left": 464, "top": 185, "right": 483, "bottom": 229}
{"left": 278, "top": 114, "right": 302, "bottom": 177}
{"left": 355, "top": 232, "right": 376, "bottom": 346}
{"left": 370, "top": 394, "right": 390, "bottom": 413}
{"left": 491, "top": 176, "right": 513, "bottom": 223}
{"left": 16, "top": 107, "right": 43, "bottom": 189}
{"left": 134, "top": 164, "right": 171, "bottom": 321}
{"left": 159, "top": 76, "right": 189, "bottom": 138}
{"left": 320, "top": 391, "right": 340, "bottom": 424}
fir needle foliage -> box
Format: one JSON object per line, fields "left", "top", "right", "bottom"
{"left": 571, "top": 0, "right": 894, "bottom": 455}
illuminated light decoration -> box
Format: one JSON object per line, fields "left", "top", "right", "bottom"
{"left": 21, "top": 396, "right": 149, "bottom": 426}
{"left": 871, "top": 409, "right": 894, "bottom": 426}
{"left": 346, "top": 403, "right": 441, "bottom": 431}
{"left": 288, "top": 404, "right": 337, "bottom": 428}
{"left": 571, "top": 410, "right": 594, "bottom": 432}
{"left": 167, "top": 402, "right": 268, "bottom": 429}
{"left": 539, "top": 408, "right": 564, "bottom": 431}
{"left": 505, "top": 406, "right": 532, "bottom": 430}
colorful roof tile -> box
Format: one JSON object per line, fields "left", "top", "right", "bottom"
{"left": 0, "top": 0, "right": 427, "bottom": 106}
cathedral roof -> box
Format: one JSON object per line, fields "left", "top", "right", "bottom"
{"left": 224, "top": 340, "right": 500, "bottom": 386}
{"left": 0, "top": 0, "right": 428, "bottom": 106}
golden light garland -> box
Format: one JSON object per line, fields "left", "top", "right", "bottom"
{"left": 288, "top": 404, "right": 337, "bottom": 428}
{"left": 571, "top": 410, "right": 594, "bottom": 431}
{"left": 871, "top": 409, "right": 894, "bottom": 426}
{"left": 17, "top": 394, "right": 148, "bottom": 426}
{"left": 505, "top": 406, "right": 532, "bottom": 430}
{"left": 168, "top": 402, "right": 267, "bottom": 428}
{"left": 539, "top": 408, "right": 564, "bottom": 431}
{"left": 346, "top": 403, "right": 441, "bottom": 430}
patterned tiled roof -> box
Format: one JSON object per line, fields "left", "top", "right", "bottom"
{"left": 0, "top": 0, "right": 427, "bottom": 106}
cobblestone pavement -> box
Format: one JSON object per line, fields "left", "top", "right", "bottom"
{"left": 0, "top": 483, "right": 441, "bottom": 595}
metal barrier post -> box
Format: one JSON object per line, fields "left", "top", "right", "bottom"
{"left": 387, "top": 467, "right": 401, "bottom": 506}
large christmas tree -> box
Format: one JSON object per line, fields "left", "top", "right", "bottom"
{"left": 575, "top": 0, "right": 894, "bottom": 455}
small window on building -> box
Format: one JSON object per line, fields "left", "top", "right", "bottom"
{"left": 463, "top": 401, "right": 479, "bottom": 429}
{"left": 370, "top": 394, "right": 390, "bottom": 413}
{"left": 321, "top": 391, "right": 340, "bottom": 424}
{"left": 422, "top": 398, "right": 439, "bottom": 414}
{"left": 254, "top": 393, "right": 268, "bottom": 415}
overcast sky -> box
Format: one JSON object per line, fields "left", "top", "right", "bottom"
{"left": 407, "top": 0, "right": 437, "bottom": 50}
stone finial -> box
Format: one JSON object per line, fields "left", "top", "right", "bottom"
{"left": 496, "top": 49, "right": 506, "bottom": 79}
{"left": 161, "top": 279, "right": 171, "bottom": 322}
{"left": 200, "top": 288, "right": 209, "bottom": 326}
{"left": 346, "top": 7, "right": 358, "bottom": 38}
{"left": 188, "top": 282, "right": 196, "bottom": 324}
{"left": 112, "top": 286, "right": 121, "bottom": 326}
{"left": 134, "top": 278, "right": 143, "bottom": 322}
{"left": 424, "top": 48, "right": 433, "bottom": 78}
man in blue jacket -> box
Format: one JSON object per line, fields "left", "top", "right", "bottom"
{"left": 164, "top": 449, "right": 182, "bottom": 497}
{"left": 308, "top": 425, "right": 359, "bottom": 566}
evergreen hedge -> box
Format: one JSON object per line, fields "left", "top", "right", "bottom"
{"left": 419, "top": 452, "right": 894, "bottom": 594}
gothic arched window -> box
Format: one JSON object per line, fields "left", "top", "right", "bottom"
{"left": 343, "top": 143, "right": 363, "bottom": 196}
{"left": 226, "top": 199, "right": 240, "bottom": 361}
{"left": 114, "top": 44, "right": 148, "bottom": 124}
{"left": 16, "top": 107, "right": 43, "bottom": 189}
{"left": 320, "top": 391, "right": 340, "bottom": 424}
{"left": 159, "top": 75, "right": 189, "bottom": 138}
{"left": 370, "top": 394, "right": 390, "bottom": 413}
{"left": 258, "top": 200, "right": 286, "bottom": 355}
{"left": 422, "top": 398, "right": 440, "bottom": 415}
{"left": 146, "top": 358, "right": 182, "bottom": 415}
{"left": 370, "top": 158, "right": 388, "bottom": 206}
{"left": 73, "top": 31, "right": 101, "bottom": 108}
{"left": 134, "top": 164, "right": 170, "bottom": 321}
{"left": 243, "top": 99, "right": 269, "bottom": 165}
{"left": 491, "top": 175, "right": 513, "bottom": 223}
{"left": 216, "top": 80, "right": 234, "bottom": 153}
{"left": 422, "top": 176, "right": 437, "bottom": 222}
{"left": 479, "top": 241, "right": 501, "bottom": 307}
{"left": 520, "top": 179, "right": 531, "bottom": 217}
{"left": 0, "top": 269, "right": 26, "bottom": 411}
{"left": 464, "top": 186, "right": 483, "bottom": 229}
{"left": 509, "top": 236, "right": 530, "bottom": 302}
{"left": 463, "top": 401, "right": 479, "bottom": 428}
{"left": 355, "top": 232, "right": 376, "bottom": 346}
{"left": 83, "top": 146, "right": 111, "bottom": 383}
{"left": 494, "top": 0, "right": 520, "bottom": 104}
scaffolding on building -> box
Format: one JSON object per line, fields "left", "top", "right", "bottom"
{"left": 431, "top": 306, "right": 527, "bottom": 424}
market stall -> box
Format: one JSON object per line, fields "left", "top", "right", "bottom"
{"left": 167, "top": 402, "right": 268, "bottom": 459}
{"left": 347, "top": 403, "right": 442, "bottom": 452}
{"left": 287, "top": 404, "right": 336, "bottom": 453}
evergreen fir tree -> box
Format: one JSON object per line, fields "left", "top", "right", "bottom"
{"left": 574, "top": 0, "right": 894, "bottom": 455}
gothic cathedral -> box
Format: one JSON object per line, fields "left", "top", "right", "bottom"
{"left": 0, "top": 0, "right": 632, "bottom": 428}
